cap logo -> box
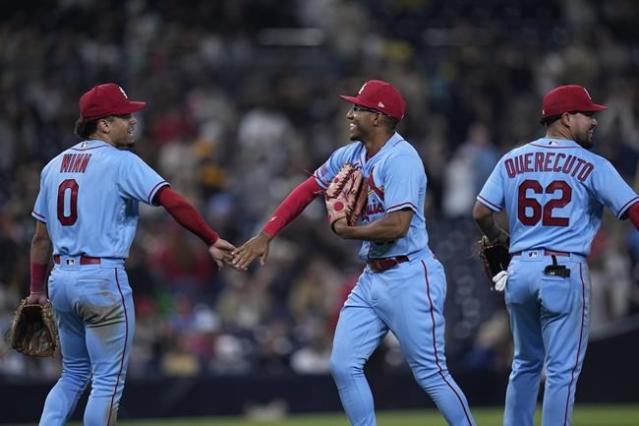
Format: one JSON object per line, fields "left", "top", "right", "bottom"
{"left": 377, "top": 101, "right": 385, "bottom": 108}
{"left": 358, "top": 83, "right": 368, "bottom": 95}
{"left": 582, "top": 87, "right": 591, "bottom": 100}
{"left": 118, "top": 85, "right": 128, "bottom": 99}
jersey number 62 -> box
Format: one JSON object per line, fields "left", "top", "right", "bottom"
{"left": 518, "top": 179, "right": 571, "bottom": 227}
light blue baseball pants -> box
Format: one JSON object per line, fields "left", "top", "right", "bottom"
{"left": 504, "top": 250, "right": 591, "bottom": 426}
{"left": 329, "top": 255, "right": 475, "bottom": 426}
{"left": 40, "top": 256, "right": 135, "bottom": 426}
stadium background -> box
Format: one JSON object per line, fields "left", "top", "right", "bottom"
{"left": 1, "top": 0, "right": 638, "bottom": 423}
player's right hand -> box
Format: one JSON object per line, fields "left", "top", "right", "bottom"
{"left": 209, "top": 238, "right": 236, "bottom": 270}
{"left": 331, "top": 217, "right": 349, "bottom": 236}
{"left": 231, "top": 232, "right": 272, "bottom": 271}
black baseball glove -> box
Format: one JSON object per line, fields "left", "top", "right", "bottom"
{"left": 477, "top": 236, "right": 511, "bottom": 290}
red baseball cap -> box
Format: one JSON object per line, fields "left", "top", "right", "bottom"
{"left": 541, "top": 84, "right": 607, "bottom": 122}
{"left": 340, "top": 80, "right": 406, "bottom": 121}
{"left": 79, "top": 83, "right": 146, "bottom": 121}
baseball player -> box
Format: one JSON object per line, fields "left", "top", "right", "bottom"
{"left": 233, "top": 80, "right": 476, "bottom": 426}
{"left": 473, "top": 84, "right": 639, "bottom": 426}
{"left": 28, "top": 83, "right": 235, "bottom": 425}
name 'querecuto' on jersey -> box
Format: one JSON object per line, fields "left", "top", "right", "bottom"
{"left": 32, "top": 139, "right": 169, "bottom": 258}
{"left": 477, "top": 138, "right": 639, "bottom": 255}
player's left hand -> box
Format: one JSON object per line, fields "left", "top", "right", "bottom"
{"left": 325, "top": 163, "right": 367, "bottom": 231}
{"left": 209, "top": 238, "right": 236, "bottom": 269}
{"left": 25, "top": 291, "right": 48, "bottom": 305}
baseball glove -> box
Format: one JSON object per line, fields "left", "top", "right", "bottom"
{"left": 325, "top": 163, "right": 368, "bottom": 230}
{"left": 10, "top": 299, "right": 58, "bottom": 357}
{"left": 477, "top": 236, "right": 511, "bottom": 289}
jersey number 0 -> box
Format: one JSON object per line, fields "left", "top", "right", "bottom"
{"left": 518, "top": 179, "right": 572, "bottom": 227}
{"left": 57, "top": 179, "right": 79, "bottom": 226}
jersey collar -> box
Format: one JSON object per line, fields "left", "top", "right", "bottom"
{"left": 532, "top": 138, "right": 582, "bottom": 148}
{"left": 360, "top": 132, "right": 405, "bottom": 163}
{"left": 71, "top": 139, "right": 112, "bottom": 152}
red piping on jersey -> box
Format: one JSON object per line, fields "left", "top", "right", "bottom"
{"left": 563, "top": 263, "right": 587, "bottom": 425}
{"left": 108, "top": 268, "right": 129, "bottom": 426}
{"left": 529, "top": 143, "right": 576, "bottom": 149}
{"left": 477, "top": 195, "right": 501, "bottom": 212}
{"left": 262, "top": 176, "right": 323, "bottom": 237}
{"left": 622, "top": 199, "right": 639, "bottom": 225}
{"left": 70, "top": 145, "right": 108, "bottom": 152}
{"left": 155, "top": 187, "right": 219, "bottom": 245}
{"left": 32, "top": 211, "right": 46, "bottom": 222}
{"left": 386, "top": 201, "right": 417, "bottom": 212}
{"left": 147, "top": 181, "right": 169, "bottom": 205}
{"left": 314, "top": 174, "right": 330, "bottom": 188}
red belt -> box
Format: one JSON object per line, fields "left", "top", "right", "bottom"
{"left": 512, "top": 249, "right": 571, "bottom": 257}
{"left": 367, "top": 256, "right": 409, "bottom": 273}
{"left": 53, "top": 255, "right": 101, "bottom": 265}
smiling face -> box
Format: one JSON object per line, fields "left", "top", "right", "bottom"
{"left": 99, "top": 114, "right": 138, "bottom": 148}
{"left": 346, "top": 104, "right": 381, "bottom": 142}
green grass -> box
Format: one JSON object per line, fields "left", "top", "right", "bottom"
{"left": 62, "top": 404, "right": 639, "bottom": 426}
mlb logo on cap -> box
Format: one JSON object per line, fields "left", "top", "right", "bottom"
{"left": 340, "top": 80, "right": 406, "bottom": 121}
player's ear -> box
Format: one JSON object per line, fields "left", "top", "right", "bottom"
{"left": 559, "top": 112, "right": 572, "bottom": 127}
{"left": 373, "top": 112, "right": 384, "bottom": 127}
{"left": 97, "top": 117, "right": 111, "bottom": 133}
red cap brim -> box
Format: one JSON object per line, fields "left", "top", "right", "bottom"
{"left": 339, "top": 95, "right": 363, "bottom": 106}
{"left": 119, "top": 101, "right": 147, "bottom": 114}
{"left": 339, "top": 95, "right": 381, "bottom": 112}
{"left": 585, "top": 103, "right": 607, "bottom": 112}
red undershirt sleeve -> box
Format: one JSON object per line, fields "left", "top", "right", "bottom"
{"left": 30, "top": 262, "right": 47, "bottom": 294}
{"left": 155, "top": 187, "right": 219, "bottom": 245}
{"left": 627, "top": 201, "right": 639, "bottom": 230}
{"left": 262, "top": 176, "right": 324, "bottom": 238}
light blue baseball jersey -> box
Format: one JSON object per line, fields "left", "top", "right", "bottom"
{"left": 478, "top": 137, "right": 639, "bottom": 255}
{"left": 314, "top": 132, "right": 429, "bottom": 260}
{"left": 32, "top": 139, "right": 169, "bottom": 258}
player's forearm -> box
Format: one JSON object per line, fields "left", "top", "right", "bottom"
{"left": 473, "top": 202, "right": 507, "bottom": 242}
{"left": 262, "top": 176, "right": 323, "bottom": 238}
{"left": 474, "top": 215, "right": 502, "bottom": 240}
{"left": 30, "top": 235, "right": 51, "bottom": 265}
{"left": 156, "top": 187, "right": 219, "bottom": 245}
{"left": 336, "top": 214, "right": 408, "bottom": 242}
{"left": 30, "top": 223, "right": 51, "bottom": 294}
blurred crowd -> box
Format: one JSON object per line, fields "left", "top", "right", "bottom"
{"left": 1, "top": 0, "right": 639, "bottom": 380}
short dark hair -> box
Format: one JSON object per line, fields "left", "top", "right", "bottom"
{"left": 381, "top": 114, "right": 399, "bottom": 131}
{"left": 74, "top": 118, "right": 98, "bottom": 138}
{"left": 541, "top": 115, "right": 561, "bottom": 126}
{"left": 74, "top": 116, "right": 115, "bottom": 138}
